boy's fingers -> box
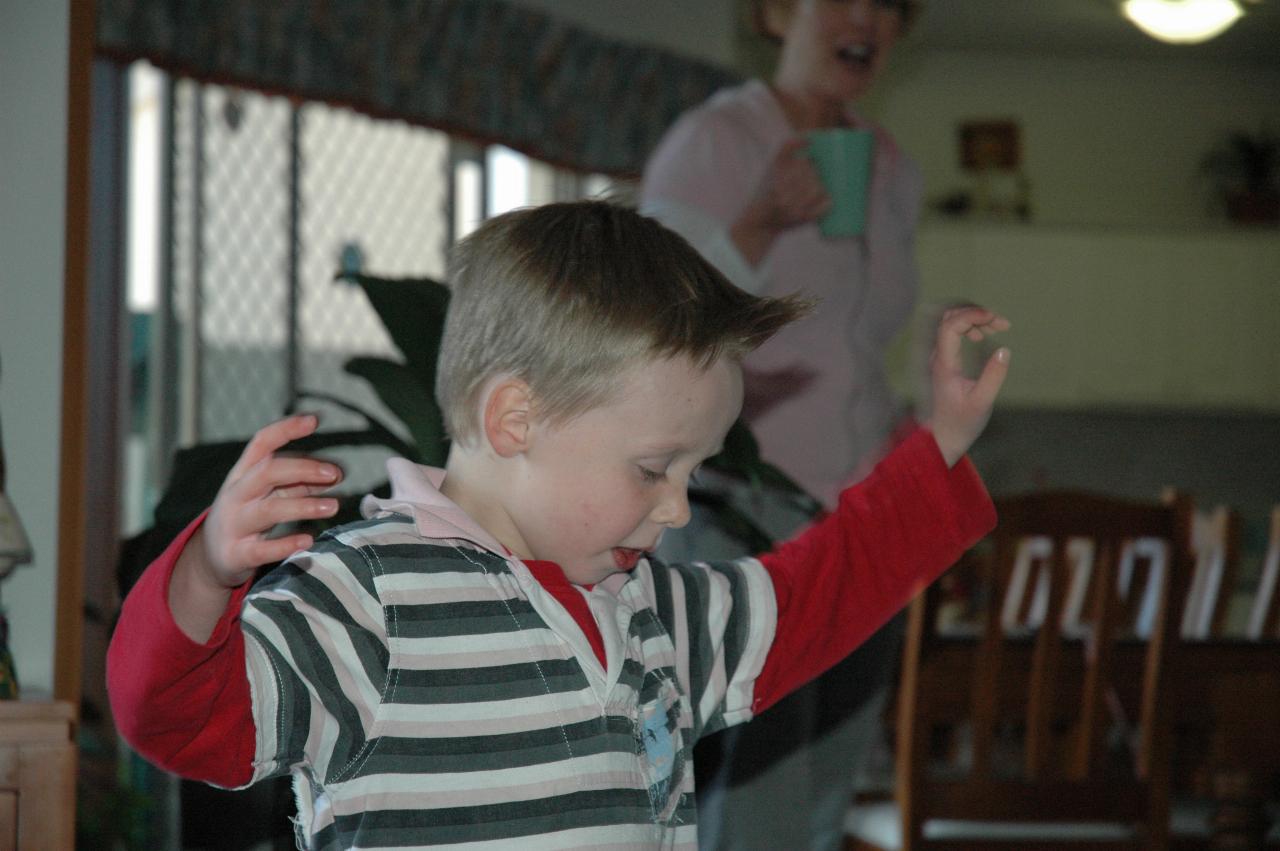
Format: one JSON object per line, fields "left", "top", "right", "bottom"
{"left": 241, "top": 535, "right": 316, "bottom": 571}
{"left": 237, "top": 496, "right": 339, "bottom": 537}
{"left": 264, "top": 457, "right": 342, "bottom": 491}
{"left": 971, "top": 347, "right": 1012, "bottom": 408}
{"left": 931, "top": 321, "right": 966, "bottom": 374}
{"left": 228, "top": 414, "right": 320, "bottom": 481}
{"left": 241, "top": 455, "right": 341, "bottom": 499}
{"left": 941, "top": 306, "right": 1008, "bottom": 331}
{"left": 973, "top": 315, "right": 1011, "bottom": 337}
{"left": 273, "top": 481, "right": 342, "bottom": 500}
{"left": 935, "top": 308, "right": 1010, "bottom": 369}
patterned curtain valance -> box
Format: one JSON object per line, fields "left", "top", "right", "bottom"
{"left": 95, "top": 0, "right": 743, "bottom": 177}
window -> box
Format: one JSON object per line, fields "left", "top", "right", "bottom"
{"left": 123, "top": 61, "right": 625, "bottom": 533}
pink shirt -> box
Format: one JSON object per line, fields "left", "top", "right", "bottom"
{"left": 641, "top": 80, "right": 923, "bottom": 508}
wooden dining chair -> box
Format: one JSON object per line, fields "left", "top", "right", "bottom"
{"left": 1175, "top": 500, "right": 1242, "bottom": 640}
{"left": 846, "top": 490, "right": 1196, "bottom": 851}
{"left": 1244, "top": 505, "right": 1280, "bottom": 640}
{"left": 1002, "top": 494, "right": 1238, "bottom": 642}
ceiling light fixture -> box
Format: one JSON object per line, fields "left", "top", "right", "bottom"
{"left": 1121, "top": 0, "right": 1245, "bottom": 44}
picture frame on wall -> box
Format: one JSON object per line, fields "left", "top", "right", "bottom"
{"left": 960, "top": 120, "right": 1021, "bottom": 171}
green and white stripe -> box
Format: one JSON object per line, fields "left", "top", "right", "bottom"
{"left": 240, "top": 511, "right": 776, "bottom": 849}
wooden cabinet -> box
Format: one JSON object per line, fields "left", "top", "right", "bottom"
{"left": 0, "top": 701, "right": 75, "bottom": 851}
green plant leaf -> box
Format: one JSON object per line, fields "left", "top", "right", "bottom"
{"left": 688, "top": 488, "right": 775, "bottom": 553}
{"left": 705, "top": 419, "right": 821, "bottom": 517}
{"left": 290, "top": 391, "right": 422, "bottom": 460}
{"left": 341, "top": 357, "right": 449, "bottom": 466}
{"left": 337, "top": 272, "right": 451, "bottom": 394}
{"left": 1201, "top": 126, "right": 1280, "bottom": 193}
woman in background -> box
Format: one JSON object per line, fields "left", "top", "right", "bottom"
{"left": 640, "top": 1, "right": 922, "bottom": 849}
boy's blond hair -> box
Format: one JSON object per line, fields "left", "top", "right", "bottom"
{"left": 437, "top": 201, "right": 808, "bottom": 445}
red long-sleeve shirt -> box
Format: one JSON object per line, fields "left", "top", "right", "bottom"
{"left": 108, "top": 428, "right": 994, "bottom": 788}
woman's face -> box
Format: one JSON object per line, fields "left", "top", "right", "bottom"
{"left": 770, "top": 0, "right": 907, "bottom": 106}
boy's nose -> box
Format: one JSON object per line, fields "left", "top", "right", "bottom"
{"left": 652, "top": 485, "right": 692, "bottom": 530}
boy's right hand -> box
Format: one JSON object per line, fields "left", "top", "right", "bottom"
{"left": 170, "top": 414, "right": 342, "bottom": 641}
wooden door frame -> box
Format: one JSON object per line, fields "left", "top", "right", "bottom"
{"left": 54, "top": 0, "right": 98, "bottom": 707}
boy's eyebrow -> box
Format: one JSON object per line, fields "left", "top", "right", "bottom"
{"left": 634, "top": 441, "right": 723, "bottom": 459}
{"left": 634, "top": 440, "right": 683, "bottom": 455}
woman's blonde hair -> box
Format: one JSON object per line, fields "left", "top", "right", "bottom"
{"left": 436, "top": 201, "right": 809, "bottom": 445}
{"left": 752, "top": 0, "right": 920, "bottom": 44}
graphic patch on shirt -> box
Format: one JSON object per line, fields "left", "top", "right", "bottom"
{"left": 637, "top": 677, "right": 685, "bottom": 824}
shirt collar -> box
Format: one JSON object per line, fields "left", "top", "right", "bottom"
{"left": 360, "top": 457, "right": 508, "bottom": 556}
{"left": 359, "top": 457, "right": 637, "bottom": 597}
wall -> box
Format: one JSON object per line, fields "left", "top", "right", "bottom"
{"left": 859, "top": 47, "right": 1280, "bottom": 412}
{"left": 900, "top": 222, "right": 1280, "bottom": 410}
{"left": 868, "top": 48, "right": 1280, "bottom": 229}
{"left": 0, "top": 0, "right": 70, "bottom": 697}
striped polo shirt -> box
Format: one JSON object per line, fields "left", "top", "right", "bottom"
{"left": 240, "top": 461, "right": 776, "bottom": 849}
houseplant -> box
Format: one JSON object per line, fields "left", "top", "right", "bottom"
{"left": 1201, "top": 127, "right": 1280, "bottom": 225}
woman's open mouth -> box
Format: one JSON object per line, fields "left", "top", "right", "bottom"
{"left": 837, "top": 43, "right": 875, "bottom": 71}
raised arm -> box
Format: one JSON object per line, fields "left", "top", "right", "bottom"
{"left": 108, "top": 414, "right": 342, "bottom": 784}
{"left": 752, "top": 306, "right": 1010, "bottom": 711}
{"left": 751, "top": 427, "right": 995, "bottom": 712}
{"left": 171, "top": 414, "right": 342, "bottom": 641}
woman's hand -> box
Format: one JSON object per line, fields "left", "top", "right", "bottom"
{"left": 731, "top": 137, "right": 830, "bottom": 265}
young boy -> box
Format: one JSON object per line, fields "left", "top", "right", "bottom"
{"left": 109, "top": 201, "right": 1009, "bottom": 850}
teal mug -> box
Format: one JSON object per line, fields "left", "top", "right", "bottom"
{"left": 807, "top": 128, "right": 875, "bottom": 238}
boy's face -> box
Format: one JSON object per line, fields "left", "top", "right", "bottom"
{"left": 502, "top": 355, "right": 743, "bottom": 585}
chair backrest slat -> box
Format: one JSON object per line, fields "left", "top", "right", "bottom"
{"left": 1072, "top": 539, "right": 1118, "bottom": 780}
{"left": 1025, "top": 541, "right": 1071, "bottom": 779}
{"left": 1245, "top": 506, "right": 1280, "bottom": 640}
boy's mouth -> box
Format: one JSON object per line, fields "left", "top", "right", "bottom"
{"left": 612, "top": 547, "right": 648, "bottom": 570}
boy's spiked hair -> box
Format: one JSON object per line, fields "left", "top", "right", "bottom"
{"left": 437, "top": 200, "right": 809, "bottom": 445}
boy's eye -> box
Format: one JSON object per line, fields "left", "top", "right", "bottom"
{"left": 638, "top": 466, "right": 665, "bottom": 484}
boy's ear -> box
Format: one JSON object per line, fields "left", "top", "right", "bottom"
{"left": 482, "top": 378, "right": 533, "bottom": 458}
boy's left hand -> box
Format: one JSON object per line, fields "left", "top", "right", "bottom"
{"left": 926, "top": 306, "right": 1011, "bottom": 467}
